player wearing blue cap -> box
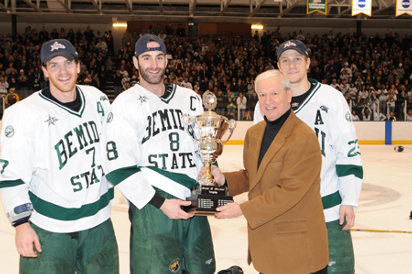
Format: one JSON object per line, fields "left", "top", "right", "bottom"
{"left": 0, "top": 39, "right": 119, "bottom": 274}
{"left": 104, "top": 34, "right": 215, "bottom": 274}
{"left": 255, "top": 40, "right": 363, "bottom": 273}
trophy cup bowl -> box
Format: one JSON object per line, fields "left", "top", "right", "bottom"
{"left": 183, "top": 91, "right": 236, "bottom": 215}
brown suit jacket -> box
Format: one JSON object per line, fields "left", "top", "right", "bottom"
{"left": 225, "top": 111, "right": 329, "bottom": 274}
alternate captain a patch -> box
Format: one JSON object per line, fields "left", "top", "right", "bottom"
{"left": 169, "top": 258, "right": 181, "bottom": 272}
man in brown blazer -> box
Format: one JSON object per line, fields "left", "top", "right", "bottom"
{"left": 211, "top": 69, "right": 329, "bottom": 274}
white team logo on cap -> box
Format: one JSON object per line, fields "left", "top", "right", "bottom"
{"left": 283, "top": 41, "right": 297, "bottom": 49}
{"left": 50, "top": 42, "right": 66, "bottom": 52}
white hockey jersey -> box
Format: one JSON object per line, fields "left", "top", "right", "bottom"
{"left": 0, "top": 85, "right": 113, "bottom": 232}
{"left": 104, "top": 84, "right": 204, "bottom": 209}
{"left": 254, "top": 79, "right": 363, "bottom": 222}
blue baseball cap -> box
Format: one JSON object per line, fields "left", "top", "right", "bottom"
{"left": 135, "top": 34, "right": 166, "bottom": 57}
{"left": 41, "top": 39, "right": 78, "bottom": 64}
{"left": 277, "top": 40, "right": 309, "bottom": 59}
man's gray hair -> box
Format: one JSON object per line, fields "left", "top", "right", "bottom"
{"left": 254, "top": 69, "right": 290, "bottom": 92}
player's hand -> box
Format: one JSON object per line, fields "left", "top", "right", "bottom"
{"left": 215, "top": 202, "right": 242, "bottom": 219}
{"left": 198, "top": 165, "right": 225, "bottom": 186}
{"left": 339, "top": 205, "right": 355, "bottom": 230}
{"left": 210, "top": 165, "right": 226, "bottom": 186}
{"left": 160, "top": 199, "right": 194, "bottom": 220}
{"left": 15, "top": 223, "right": 42, "bottom": 257}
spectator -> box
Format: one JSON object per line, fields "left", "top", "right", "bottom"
{"left": 352, "top": 110, "right": 360, "bottom": 121}
{"left": 226, "top": 91, "right": 237, "bottom": 119}
{"left": 0, "top": 76, "right": 9, "bottom": 95}
{"left": 388, "top": 111, "right": 397, "bottom": 121}
{"left": 361, "top": 107, "right": 372, "bottom": 121}
{"left": 406, "top": 109, "right": 412, "bottom": 121}
{"left": 5, "top": 88, "right": 20, "bottom": 107}
{"left": 236, "top": 92, "right": 247, "bottom": 120}
{"left": 121, "top": 71, "right": 130, "bottom": 91}
{"left": 215, "top": 89, "right": 226, "bottom": 116}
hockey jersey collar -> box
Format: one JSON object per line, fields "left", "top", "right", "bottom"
{"left": 292, "top": 79, "right": 320, "bottom": 114}
{"left": 39, "top": 86, "right": 86, "bottom": 117}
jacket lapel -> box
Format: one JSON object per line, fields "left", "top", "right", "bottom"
{"left": 246, "top": 122, "right": 265, "bottom": 187}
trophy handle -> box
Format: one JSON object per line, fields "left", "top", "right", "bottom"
{"left": 221, "top": 119, "right": 236, "bottom": 145}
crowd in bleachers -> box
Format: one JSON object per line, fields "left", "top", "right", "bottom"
{"left": 0, "top": 25, "right": 411, "bottom": 120}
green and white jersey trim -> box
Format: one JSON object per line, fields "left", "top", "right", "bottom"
{"left": 104, "top": 83, "right": 203, "bottom": 209}
{"left": 0, "top": 85, "right": 113, "bottom": 232}
{"left": 39, "top": 87, "right": 86, "bottom": 117}
{"left": 107, "top": 166, "right": 197, "bottom": 201}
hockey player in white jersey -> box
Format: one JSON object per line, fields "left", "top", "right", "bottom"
{"left": 104, "top": 34, "right": 215, "bottom": 274}
{"left": 254, "top": 40, "right": 363, "bottom": 273}
{"left": 0, "top": 39, "right": 118, "bottom": 274}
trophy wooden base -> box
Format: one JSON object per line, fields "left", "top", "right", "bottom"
{"left": 185, "top": 185, "right": 233, "bottom": 216}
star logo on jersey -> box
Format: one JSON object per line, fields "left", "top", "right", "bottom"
{"left": 320, "top": 105, "right": 329, "bottom": 113}
{"left": 106, "top": 112, "right": 114, "bottom": 123}
{"left": 4, "top": 126, "right": 14, "bottom": 138}
{"left": 169, "top": 258, "right": 181, "bottom": 272}
{"left": 100, "top": 96, "right": 109, "bottom": 102}
{"left": 50, "top": 41, "right": 66, "bottom": 52}
{"left": 137, "top": 95, "right": 148, "bottom": 104}
{"left": 45, "top": 115, "right": 58, "bottom": 126}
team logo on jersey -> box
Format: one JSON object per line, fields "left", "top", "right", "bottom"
{"left": 137, "top": 95, "right": 148, "bottom": 104}
{"left": 345, "top": 112, "right": 352, "bottom": 122}
{"left": 4, "top": 126, "right": 14, "bottom": 138}
{"left": 106, "top": 112, "right": 113, "bottom": 123}
{"left": 45, "top": 114, "right": 58, "bottom": 126}
{"left": 320, "top": 105, "right": 329, "bottom": 113}
{"left": 205, "top": 258, "right": 214, "bottom": 265}
{"left": 169, "top": 258, "right": 181, "bottom": 272}
{"left": 100, "top": 96, "right": 109, "bottom": 102}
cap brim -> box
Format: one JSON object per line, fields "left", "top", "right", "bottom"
{"left": 42, "top": 52, "right": 77, "bottom": 64}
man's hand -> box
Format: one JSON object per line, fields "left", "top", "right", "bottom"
{"left": 15, "top": 223, "right": 42, "bottom": 257}
{"left": 160, "top": 199, "right": 194, "bottom": 220}
{"left": 339, "top": 205, "right": 355, "bottom": 230}
{"left": 215, "top": 202, "right": 242, "bottom": 219}
{"left": 198, "top": 165, "right": 225, "bottom": 186}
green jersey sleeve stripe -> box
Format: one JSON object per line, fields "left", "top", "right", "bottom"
{"left": 0, "top": 179, "right": 25, "bottom": 188}
{"left": 322, "top": 191, "right": 342, "bottom": 209}
{"left": 145, "top": 166, "right": 198, "bottom": 189}
{"left": 28, "top": 188, "right": 114, "bottom": 221}
{"left": 106, "top": 166, "right": 142, "bottom": 186}
{"left": 336, "top": 164, "right": 363, "bottom": 179}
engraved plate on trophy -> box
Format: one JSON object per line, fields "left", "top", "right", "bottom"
{"left": 182, "top": 91, "right": 236, "bottom": 215}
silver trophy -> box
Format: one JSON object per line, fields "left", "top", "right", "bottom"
{"left": 183, "top": 91, "right": 236, "bottom": 215}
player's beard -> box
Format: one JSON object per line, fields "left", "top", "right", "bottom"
{"left": 138, "top": 63, "right": 165, "bottom": 85}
